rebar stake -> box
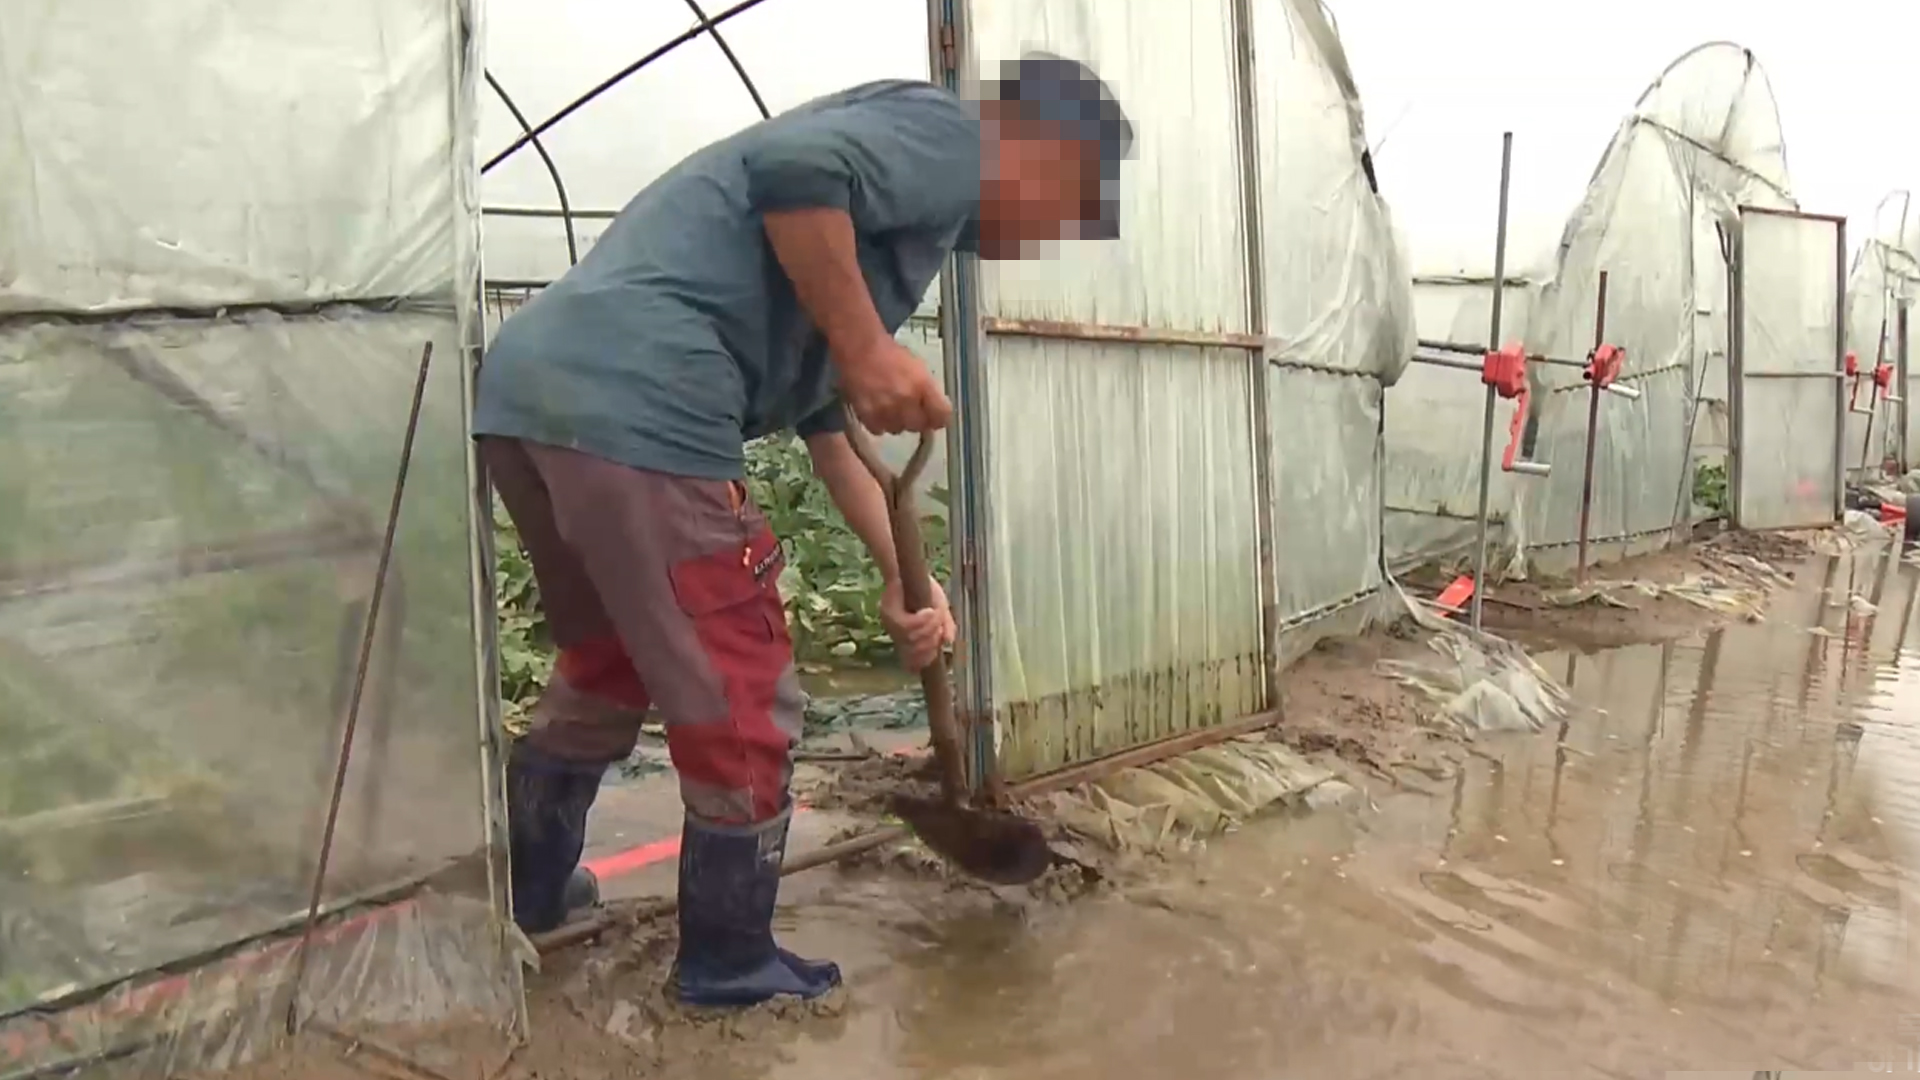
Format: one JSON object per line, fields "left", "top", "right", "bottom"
{"left": 1575, "top": 271, "right": 1611, "bottom": 585}
{"left": 283, "top": 342, "right": 435, "bottom": 1035}
{"left": 1470, "top": 132, "right": 1515, "bottom": 633}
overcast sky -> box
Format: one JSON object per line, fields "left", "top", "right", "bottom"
{"left": 1337, "top": 0, "right": 1920, "bottom": 273}
{"left": 480, "top": 0, "right": 1918, "bottom": 282}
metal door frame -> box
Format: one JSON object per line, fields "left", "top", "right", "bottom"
{"left": 1727, "top": 205, "right": 1848, "bottom": 529}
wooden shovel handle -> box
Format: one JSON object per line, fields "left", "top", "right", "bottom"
{"left": 841, "top": 415, "right": 969, "bottom": 805}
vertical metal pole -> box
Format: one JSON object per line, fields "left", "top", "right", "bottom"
{"left": 1576, "top": 270, "right": 1610, "bottom": 584}
{"left": 1728, "top": 214, "right": 1747, "bottom": 529}
{"left": 930, "top": 0, "right": 994, "bottom": 793}
{"left": 1860, "top": 291, "right": 1890, "bottom": 477}
{"left": 1833, "top": 218, "right": 1849, "bottom": 522}
{"left": 462, "top": 0, "right": 528, "bottom": 1031}
{"left": 1228, "top": 0, "right": 1276, "bottom": 708}
{"left": 1470, "top": 132, "right": 1515, "bottom": 633}
{"left": 1899, "top": 301, "right": 1911, "bottom": 471}
{"left": 286, "top": 343, "right": 434, "bottom": 1034}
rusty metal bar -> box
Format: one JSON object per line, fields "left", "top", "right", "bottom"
{"left": 1227, "top": 0, "right": 1279, "bottom": 712}
{"left": 983, "top": 316, "right": 1264, "bottom": 351}
{"left": 1001, "top": 708, "right": 1281, "bottom": 801}
{"left": 1410, "top": 352, "right": 1482, "bottom": 375}
{"left": 1576, "top": 270, "right": 1611, "bottom": 585}
{"left": 1738, "top": 204, "right": 1848, "bottom": 226}
{"left": 1416, "top": 338, "right": 1586, "bottom": 369}
{"left": 285, "top": 343, "right": 434, "bottom": 1035}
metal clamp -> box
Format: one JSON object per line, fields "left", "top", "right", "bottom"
{"left": 1873, "top": 361, "right": 1904, "bottom": 404}
{"left": 1846, "top": 352, "right": 1876, "bottom": 414}
{"left": 1584, "top": 343, "right": 1643, "bottom": 400}
{"left": 1483, "top": 344, "right": 1550, "bottom": 476}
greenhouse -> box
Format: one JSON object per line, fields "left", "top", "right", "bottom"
{"left": 1387, "top": 42, "right": 1851, "bottom": 574}
{"left": 0, "top": 1, "right": 1885, "bottom": 1076}
{"left": 1842, "top": 190, "right": 1918, "bottom": 476}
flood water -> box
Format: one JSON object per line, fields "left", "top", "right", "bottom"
{"left": 765, "top": 547, "right": 1920, "bottom": 1078}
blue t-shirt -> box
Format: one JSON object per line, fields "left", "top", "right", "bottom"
{"left": 473, "top": 79, "right": 982, "bottom": 479}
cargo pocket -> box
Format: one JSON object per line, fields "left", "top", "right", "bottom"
{"left": 668, "top": 529, "right": 789, "bottom": 706}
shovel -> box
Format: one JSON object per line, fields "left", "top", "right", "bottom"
{"left": 842, "top": 411, "right": 1054, "bottom": 886}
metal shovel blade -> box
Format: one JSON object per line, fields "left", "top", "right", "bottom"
{"left": 887, "top": 793, "right": 1054, "bottom": 886}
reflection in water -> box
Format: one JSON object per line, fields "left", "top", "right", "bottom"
{"left": 773, "top": 548, "right": 1920, "bottom": 1079}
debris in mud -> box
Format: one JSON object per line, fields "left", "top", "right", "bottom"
{"left": 1709, "top": 525, "right": 1816, "bottom": 566}
{"left": 517, "top": 924, "right": 851, "bottom": 1077}
{"left": 794, "top": 751, "right": 934, "bottom": 814}
{"left": 1376, "top": 627, "right": 1570, "bottom": 738}
{"left": 1472, "top": 530, "right": 1815, "bottom": 648}
{"left": 824, "top": 818, "right": 1110, "bottom": 902}
{"left": 1034, "top": 739, "right": 1339, "bottom": 858}
{"left": 1274, "top": 626, "right": 1442, "bottom": 779}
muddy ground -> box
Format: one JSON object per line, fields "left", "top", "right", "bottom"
{"left": 217, "top": 528, "right": 1907, "bottom": 1080}
{"left": 498, "top": 531, "right": 1842, "bottom": 1078}
{"left": 1256, "top": 527, "right": 1821, "bottom": 788}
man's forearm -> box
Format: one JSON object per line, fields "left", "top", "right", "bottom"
{"left": 805, "top": 433, "right": 901, "bottom": 583}
{"left": 764, "top": 208, "right": 888, "bottom": 361}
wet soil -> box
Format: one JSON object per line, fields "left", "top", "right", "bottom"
{"left": 1270, "top": 622, "right": 1444, "bottom": 781}
{"left": 223, "top": 538, "right": 1920, "bottom": 1079}
{"left": 1439, "top": 529, "right": 1818, "bottom": 652}
{"left": 511, "top": 542, "right": 1916, "bottom": 1078}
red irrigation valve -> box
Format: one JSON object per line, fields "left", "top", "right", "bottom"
{"left": 1481, "top": 343, "right": 1527, "bottom": 399}
{"left": 1481, "top": 344, "right": 1548, "bottom": 475}
{"left": 1585, "top": 343, "right": 1625, "bottom": 389}
{"left": 1845, "top": 351, "right": 1860, "bottom": 377}
{"left": 1873, "top": 362, "right": 1895, "bottom": 391}
{"left": 1499, "top": 381, "right": 1537, "bottom": 473}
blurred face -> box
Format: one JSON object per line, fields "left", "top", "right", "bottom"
{"left": 978, "top": 105, "right": 1100, "bottom": 260}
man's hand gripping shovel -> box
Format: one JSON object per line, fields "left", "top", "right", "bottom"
{"left": 843, "top": 409, "right": 1054, "bottom": 886}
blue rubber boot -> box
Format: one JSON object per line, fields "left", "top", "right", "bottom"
{"left": 671, "top": 807, "right": 842, "bottom": 1008}
{"left": 506, "top": 741, "right": 606, "bottom": 934}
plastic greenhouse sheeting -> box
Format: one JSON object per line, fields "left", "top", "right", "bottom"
{"left": 1385, "top": 43, "right": 1808, "bottom": 577}
{"left": 477, "top": 0, "right": 1413, "bottom": 787}
{"left": 0, "top": 1, "right": 521, "bottom": 1076}
{"left": 1843, "top": 192, "right": 1919, "bottom": 476}
{"left": 1731, "top": 207, "right": 1847, "bottom": 531}
{"left": 967, "top": 0, "right": 1411, "bottom": 780}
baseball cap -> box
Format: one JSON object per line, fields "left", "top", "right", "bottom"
{"left": 985, "top": 50, "right": 1135, "bottom": 241}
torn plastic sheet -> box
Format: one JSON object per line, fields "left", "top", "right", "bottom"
{"left": 1384, "top": 586, "right": 1572, "bottom": 737}
{"left": 0, "top": 891, "right": 523, "bottom": 1078}
{"left": 1040, "top": 739, "right": 1351, "bottom": 856}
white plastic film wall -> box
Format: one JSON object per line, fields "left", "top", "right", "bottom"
{"left": 1252, "top": 0, "right": 1411, "bottom": 642}
{"left": 0, "top": 0, "right": 519, "bottom": 1073}
{"left": 960, "top": 0, "right": 1410, "bottom": 780}
{"left": 967, "top": 0, "right": 1266, "bottom": 779}
{"left": 1732, "top": 208, "right": 1846, "bottom": 531}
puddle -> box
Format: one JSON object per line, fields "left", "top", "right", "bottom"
{"left": 615, "top": 547, "right": 1920, "bottom": 1079}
